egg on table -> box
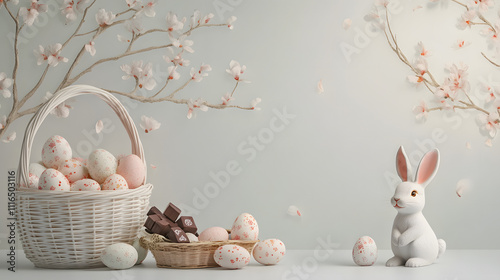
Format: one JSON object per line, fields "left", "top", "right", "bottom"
{"left": 132, "top": 238, "right": 148, "bottom": 265}
{"left": 87, "top": 149, "right": 117, "bottom": 184}
{"left": 214, "top": 244, "right": 251, "bottom": 269}
{"left": 253, "top": 239, "right": 286, "bottom": 265}
{"left": 352, "top": 236, "right": 377, "bottom": 266}
{"left": 116, "top": 154, "right": 145, "bottom": 189}
{"left": 101, "top": 174, "right": 129, "bottom": 190}
{"left": 230, "top": 213, "right": 259, "bottom": 240}
{"left": 38, "top": 169, "right": 70, "bottom": 191}
{"left": 42, "top": 135, "right": 72, "bottom": 169}
{"left": 198, "top": 227, "right": 229, "bottom": 242}
{"left": 101, "top": 243, "right": 138, "bottom": 270}
{"left": 59, "top": 158, "right": 89, "bottom": 184}
{"left": 70, "top": 179, "right": 101, "bottom": 191}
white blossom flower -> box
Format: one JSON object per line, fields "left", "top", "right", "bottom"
{"left": 457, "top": 10, "right": 477, "bottom": 30}
{"left": 19, "top": 0, "right": 47, "bottom": 26}
{"left": 187, "top": 98, "right": 208, "bottom": 119}
{"left": 170, "top": 34, "right": 194, "bottom": 53}
{"left": 190, "top": 64, "right": 211, "bottom": 82}
{"left": 416, "top": 41, "right": 431, "bottom": 57}
{"left": 0, "top": 72, "right": 14, "bottom": 98}
{"left": 477, "top": 111, "right": 500, "bottom": 138}
{"left": 61, "top": 0, "right": 89, "bottom": 23}
{"left": 199, "top": 13, "right": 214, "bottom": 25}
{"left": 43, "top": 91, "right": 72, "bottom": 118}
{"left": 140, "top": 115, "right": 161, "bottom": 133}
{"left": 117, "top": 34, "right": 131, "bottom": 43}
{"left": 467, "top": 0, "right": 494, "bottom": 12}
{"left": 226, "top": 16, "right": 237, "bottom": 30}
{"left": 374, "top": 0, "right": 389, "bottom": 7}
{"left": 85, "top": 41, "right": 96, "bottom": 56}
{"left": 138, "top": 0, "right": 157, "bottom": 18}
{"left": 251, "top": 98, "right": 262, "bottom": 110}
{"left": 412, "top": 101, "right": 428, "bottom": 121}
{"left": 167, "top": 65, "right": 180, "bottom": 80}
{"left": 96, "top": 8, "right": 116, "bottom": 27}
{"left": 121, "top": 61, "right": 156, "bottom": 90}
{"left": 125, "top": 17, "right": 144, "bottom": 34}
{"left": 126, "top": 0, "right": 140, "bottom": 8}
{"left": 2, "top": 131, "right": 16, "bottom": 143}
{"left": 452, "top": 39, "right": 471, "bottom": 49}
{"left": 221, "top": 93, "right": 234, "bottom": 105}
{"left": 287, "top": 205, "right": 302, "bottom": 217}
{"left": 34, "top": 44, "right": 68, "bottom": 67}
{"left": 163, "top": 47, "right": 189, "bottom": 66}
{"left": 226, "top": 60, "right": 247, "bottom": 82}
{"left": 166, "top": 11, "right": 185, "bottom": 32}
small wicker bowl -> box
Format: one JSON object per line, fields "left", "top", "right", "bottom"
{"left": 140, "top": 232, "right": 258, "bottom": 269}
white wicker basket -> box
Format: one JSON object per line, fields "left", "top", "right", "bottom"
{"left": 16, "top": 85, "right": 153, "bottom": 269}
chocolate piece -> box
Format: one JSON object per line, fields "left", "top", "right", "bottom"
{"left": 144, "top": 214, "right": 162, "bottom": 231}
{"left": 163, "top": 203, "right": 181, "bottom": 222}
{"left": 151, "top": 219, "right": 173, "bottom": 237}
{"left": 176, "top": 216, "right": 197, "bottom": 234}
{"left": 167, "top": 226, "right": 189, "bottom": 243}
{"left": 147, "top": 206, "right": 164, "bottom": 217}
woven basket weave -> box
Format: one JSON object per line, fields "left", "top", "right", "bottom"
{"left": 140, "top": 232, "right": 258, "bottom": 269}
{"left": 16, "top": 85, "right": 153, "bottom": 269}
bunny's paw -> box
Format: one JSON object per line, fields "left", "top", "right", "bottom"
{"left": 405, "top": 258, "right": 432, "bottom": 267}
{"left": 386, "top": 256, "right": 405, "bottom": 267}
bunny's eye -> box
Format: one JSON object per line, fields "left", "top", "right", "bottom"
{"left": 411, "top": 190, "right": 418, "bottom": 197}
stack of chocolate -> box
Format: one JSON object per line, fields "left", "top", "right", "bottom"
{"left": 144, "top": 202, "right": 198, "bottom": 243}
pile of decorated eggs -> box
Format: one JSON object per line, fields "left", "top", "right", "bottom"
{"left": 193, "top": 213, "right": 286, "bottom": 269}
{"left": 23, "top": 135, "right": 145, "bottom": 191}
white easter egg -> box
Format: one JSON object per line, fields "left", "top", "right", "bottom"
{"left": 70, "top": 179, "right": 101, "bottom": 191}
{"left": 21, "top": 173, "right": 39, "bottom": 189}
{"left": 29, "top": 162, "right": 46, "bottom": 178}
{"left": 101, "top": 243, "right": 138, "bottom": 270}
{"left": 116, "top": 154, "right": 145, "bottom": 189}
{"left": 198, "top": 227, "right": 229, "bottom": 242}
{"left": 101, "top": 174, "right": 129, "bottom": 190}
{"left": 253, "top": 239, "right": 286, "bottom": 265}
{"left": 214, "top": 244, "right": 251, "bottom": 269}
{"left": 87, "top": 149, "right": 117, "bottom": 184}
{"left": 132, "top": 238, "right": 148, "bottom": 265}
{"left": 186, "top": 233, "right": 199, "bottom": 242}
{"left": 59, "top": 158, "right": 89, "bottom": 184}
{"left": 42, "top": 135, "right": 72, "bottom": 169}
{"left": 352, "top": 236, "right": 377, "bottom": 266}
{"left": 230, "top": 213, "right": 259, "bottom": 241}
{"left": 38, "top": 169, "right": 70, "bottom": 191}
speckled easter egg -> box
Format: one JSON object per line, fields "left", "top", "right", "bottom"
{"left": 253, "top": 239, "right": 286, "bottom": 265}
{"left": 116, "top": 154, "right": 145, "bottom": 189}
{"left": 214, "top": 244, "right": 251, "bottom": 269}
{"left": 231, "top": 213, "right": 259, "bottom": 241}
{"left": 38, "top": 168, "right": 70, "bottom": 191}
{"left": 101, "top": 174, "right": 129, "bottom": 190}
{"left": 59, "top": 158, "right": 89, "bottom": 184}
{"left": 29, "top": 162, "right": 46, "bottom": 178}
{"left": 101, "top": 243, "right": 138, "bottom": 270}
{"left": 132, "top": 238, "right": 148, "bottom": 265}
{"left": 198, "top": 227, "right": 229, "bottom": 242}
{"left": 42, "top": 135, "right": 72, "bottom": 169}
{"left": 74, "top": 157, "right": 87, "bottom": 166}
{"left": 70, "top": 179, "right": 101, "bottom": 191}
{"left": 21, "top": 173, "right": 39, "bottom": 189}
{"left": 352, "top": 236, "right": 377, "bottom": 266}
{"left": 87, "top": 149, "right": 117, "bottom": 184}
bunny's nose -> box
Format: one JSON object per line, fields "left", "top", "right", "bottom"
{"left": 394, "top": 198, "right": 400, "bottom": 202}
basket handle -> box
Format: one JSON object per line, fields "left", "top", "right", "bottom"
{"left": 17, "top": 85, "right": 147, "bottom": 189}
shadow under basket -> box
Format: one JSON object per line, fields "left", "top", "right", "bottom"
{"left": 140, "top": 233, "right": 258, "bottom": 269}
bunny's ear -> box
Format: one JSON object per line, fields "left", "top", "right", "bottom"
{"left": 396, "top": 146, "right": 412, "bottom": 182}
{"left": 415, "top": 149, "right": 440, "bottom": 187}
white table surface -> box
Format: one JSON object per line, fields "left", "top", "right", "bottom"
{"left": 1, "top": 250, "right": 499, "bottom": 280}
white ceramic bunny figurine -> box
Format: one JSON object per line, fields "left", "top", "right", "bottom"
{"left": 386, "top": 146, "right": 446, "bottom": 267}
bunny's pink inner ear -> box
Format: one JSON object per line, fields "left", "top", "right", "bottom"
{"left": 396, "top": 147, "right": 410, "bottom": 181}
{"left": 417, "top": 150, "right": 439, "bottom": 184}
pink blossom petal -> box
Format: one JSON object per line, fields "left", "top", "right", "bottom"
{"left": 465, "top": 142, "right": 471, "bottom": 150}
{"left": 317, "top": 79, "right": 324, "bottom": 94}
{"left": 150, "top": 164, "right": 157, "bottom": 169}
{"left": 287, "top": 205, "right": 302, "bottom": 217}
{"left": 2, "top": 131, "right": 16, "bottom": 143}
{"left": 485, "top": 139, "right": 493, "bottom": 147}
{"left": 456, "top": 179, "right": 470, "bottom": 197}
{"left": 342, "top": 18, "right": 352, "bottom": 30}
{"left": 95, "top": 120, "right": 103, "bottom": 134}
